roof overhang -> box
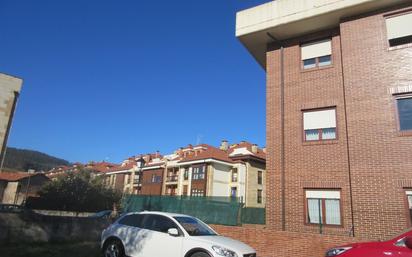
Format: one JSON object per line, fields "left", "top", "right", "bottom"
{"left": 236, "top": 0, "right": 411, "bottom": 70}
{"left": 178, "top": 158, "right": 234, "bottom": 166}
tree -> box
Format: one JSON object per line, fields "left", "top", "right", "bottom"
{"left": 35, "top": 169, "right": 121, "bottom": 213}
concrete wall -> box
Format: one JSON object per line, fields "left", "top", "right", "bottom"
{"left": 2, "top": 182, "right": 18, "bottom": 204}
{"left": 245, "top": 160, "right": 266, "bottom": 208}
{"left": 0, "top": 73, "right": 23, "bottom": 160}
{"left": 210, "top": 163, "right": 231, "bottom": 197}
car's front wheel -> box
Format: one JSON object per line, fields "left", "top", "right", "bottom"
{"left": 190, "top": 252, "right": 211, "bottom": 257}
{"left": 103, "top": 239, "right": 125, "bottom": 257}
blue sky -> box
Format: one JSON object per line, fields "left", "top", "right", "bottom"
{"left": 0, "top": 0, "right": 268, "bottom": 163}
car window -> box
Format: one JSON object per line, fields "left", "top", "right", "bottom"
{"left": 395, "top": 238, "right": 407, "bottom": 247}
{"left": 173, "top": 216, "right": 217, "bottom": 236}
{"left": 118, "top": 214, "right": 144, "bottom": 228}
{"left": 143, "top": 214, "right": 179, "bottom": 233}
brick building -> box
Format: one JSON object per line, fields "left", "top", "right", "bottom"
{"left": 0, "top": 73, "right": 23, "bottom": 168}
{"left": 236, "top": 0, "right": 412, "bottom": 242}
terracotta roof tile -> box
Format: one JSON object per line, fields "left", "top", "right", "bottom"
{"left": 0, "top": 172, "right": 45, "bottom": 182}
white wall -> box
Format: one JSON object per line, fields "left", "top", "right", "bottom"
{"left": 210, "top": 163, "right": 232, "bottom": 197}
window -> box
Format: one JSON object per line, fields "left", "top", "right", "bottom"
{"left": 406, "top": 191, "right": 412, "bottom": 224}
{"left": 257, "top": 189, "right": 262, "bottom": 204}
{"left": 303, "top": 108, "right": 337, "bottom": 141}
{"left": 305, "top": 190, "right": 341, "bottom": 225}
{"left": 143, "top": 214, "right": 180, "bottom": 234}
{"left": 151, "top": 174, "right": 161, "bottom": 183}
{"left": 231, "top": 168, "right": 238, "bottom": 182}
{"left": 301, "top": 39, "right": 332, "bottom": 69}
{"left": 191, "top": 188, "right": 204, "bottom": 197}
{"left": 397, "top": 97, "right": 412, "bottom": 131}
{"left": 118, "top": 214, "right": 145, "bottom": 228}
{"left": 192, "top": 166, "right": 205, "bottom": 180}
{"left": 184, "top": 168, "right": 189, "bottom": 180}
{"left": 386, "top": 12, "right": 412, "bottom": 47}
{"left": 183, "top": 185, "right": 188, "bottom": 196}
{"left": 230, "top": 187, "right": 237, "bottom": 198}
{"left": 174, "top": 216, "right": 217, "bottom": 236}
{"left": 257, "top": 171, "right": 263, "bottom": 185}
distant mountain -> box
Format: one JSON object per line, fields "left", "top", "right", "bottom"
{"left": 2, "top": 147, "right": 70, "bottom": 172}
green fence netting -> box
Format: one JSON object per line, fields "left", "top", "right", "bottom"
{"left": 121, "top": 195, "right": 266, "bottom": 226}
{"left": 241, "top": 207, "right": 266, "bottom": 224}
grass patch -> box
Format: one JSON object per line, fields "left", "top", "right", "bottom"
{"left": 1, "top": 241, "right": 101, "bottom": 257}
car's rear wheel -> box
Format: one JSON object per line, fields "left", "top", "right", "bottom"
{"left": 190, "top": 252, "right": 211, "bottom": 257}
{"left": 103, "top": 239, "right": 125, "bottom": 257}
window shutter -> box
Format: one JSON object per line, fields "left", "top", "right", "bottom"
{"left": 386, "top": 13, "right": 412, "bottom": 40}
{"left": 303, "top": 109, "right": 336, "bottom": 130}
{"left": 301, "top": 39, "right": 331, "bottom": 60}
{"left": 306, "top": 190, "right": 340, "bottom": 199}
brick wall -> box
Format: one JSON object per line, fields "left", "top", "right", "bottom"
{"left": 212, "top": 225, "right": 360, "bottom": 257}
{"left": 339, "top": 4, "right": 412, "bottom": 239}
{"left": 265, "top": 3, "right": 412, "bottom": 242}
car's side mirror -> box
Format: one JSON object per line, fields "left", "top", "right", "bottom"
{"left": 167, "top": 228, "right": 179, "bottom": 237}
{"left": 405, "top": 236, "right": 412, "bottom": 250}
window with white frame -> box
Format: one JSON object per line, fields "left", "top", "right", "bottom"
{"left": 397, "top": 97, "right": 412, "bottom": 131}
{"left": 191, "top": 188, "right": 204, "bottom": 197}
{"left": 301, "top": 39, "right": 332, "bottom": 69}
{"left": 406, "top": 191, "right": 412, "bottom": 224}
{"left": 232, "top": 168, "right": 238, "bottom": 182}
{"left": 303, "top": 108, "right": 337, "bottom": 141}
{"left": 386, "top": 12, "right": 412, "bottom": 47}
{"left": 192, "top": 166, "right": 205, "bottom": 180}
{"left": 306, "top": 190, "right": 341, "bottom": 225}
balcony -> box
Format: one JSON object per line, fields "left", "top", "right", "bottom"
{"left": 166, "top": 175, "right": 179, "bottom": 183}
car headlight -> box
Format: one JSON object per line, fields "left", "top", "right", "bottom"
{"left": 325, "top": 247, "right": 352, "bottom": 256}
{"left": 212, "top": 245, "right": 238, "bottom": 257}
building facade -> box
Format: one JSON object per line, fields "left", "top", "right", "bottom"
{"left": 237, "top": 0, "right": 412, "bottom": 240}
{"left": 101, "top": 142, "right": 266, "bottom": 207}
{"left": 0, "top": 172, "right": 49, "bottom": 204}
{"left": 0, "top": 73, "right": 23, "bottom": 168}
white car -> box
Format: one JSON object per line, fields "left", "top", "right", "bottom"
{"left": 101, "top": 211, "right": 256, "bottom": 257}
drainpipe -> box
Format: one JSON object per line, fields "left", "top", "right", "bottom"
{"left": 267, "top": 32, "right": 286, "bottom": 231}
{"left": 339, "top": 32, "right": 355, "bottom": 237}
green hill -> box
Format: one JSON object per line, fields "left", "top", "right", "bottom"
{"left": 2, "top": 147, "right": 70, "bottom": 172}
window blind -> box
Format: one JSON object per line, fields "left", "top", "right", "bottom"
{"left": 306, "top": 190, "right": 340, "bottom": 199}
{"left": 386, "top": 13, "right": 412, "bottom": 40}
{"left": 301, "top": 39, "right": 331, "bottom": 60}
{"left": 303, "top": 109, "right": 336, "bottom": 130}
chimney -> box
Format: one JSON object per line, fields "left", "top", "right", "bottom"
{"left": 220, "top": 140, "right": 229, "bottom": 151}
{"left": 252, "top": 144, "right": 258, "bottom": 154}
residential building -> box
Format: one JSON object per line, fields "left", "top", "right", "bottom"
{"left": 0, "top": 73, "right": 23, "bottom": 169}
{"left": 101, "top": 141, "right": 266, "bottom": 207}
{"left": 104, "top": 159, "right": 137, "bottom": 193}
{"left": 237, "top": 0, "right": 412, "bottom": 240}
{"left": 0, "top": 172, "right": 49, "bottom": 204}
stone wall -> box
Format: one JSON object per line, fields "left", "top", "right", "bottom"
{"left": 0, "top": 212, "right": 109, "bottom": 244}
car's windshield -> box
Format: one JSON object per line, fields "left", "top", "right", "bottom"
{"left": 173, "top": 216, "right": 217, "bottom": 236}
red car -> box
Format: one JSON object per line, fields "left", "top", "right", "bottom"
{"left": 325, "top": 229, "right": 412, "bottom": 256}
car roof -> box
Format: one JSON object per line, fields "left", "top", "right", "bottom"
{"left": 125, "top": 211, "right": 194, "bottom": 219}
